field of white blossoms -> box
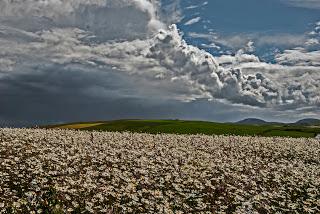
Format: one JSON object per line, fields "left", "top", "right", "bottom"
{"left": 0, "top": 128, "right": 319, "bottom": 213}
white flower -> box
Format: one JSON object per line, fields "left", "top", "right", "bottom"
{"left": 0, "top": 128, "right": 319, "bottom": 213}
{"left": 72, "top": 201, "right": 79, "bottom": 208}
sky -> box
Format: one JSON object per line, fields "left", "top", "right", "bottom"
{"left": 0, "top": 0, "right": 319, "bottom": 127}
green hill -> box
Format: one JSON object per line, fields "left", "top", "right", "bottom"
{"left": 46, "top": 119, "right": 320, "bottom": 138}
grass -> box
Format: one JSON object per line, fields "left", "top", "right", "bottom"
{"left": 46, "top": 119, "right": 320, "bottom": 138}
{"left": 56, "top": 123, "right": 105, "bottom": 129}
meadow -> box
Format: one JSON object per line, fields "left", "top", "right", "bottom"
{"left": 0, "top": 128, "right": 319, "bottom": 213}
{"left": 49, "top": 120, "right": 320, "bottom": 138}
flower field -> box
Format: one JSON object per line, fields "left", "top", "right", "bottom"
{"left": 0, "top": 128, "right": 319, "bottom": 213}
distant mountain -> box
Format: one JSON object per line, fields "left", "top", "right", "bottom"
{"left": 236, "top": 118, "right": 320, "bottom": 126}
{"left": 293, "top": 118, "right": 320, "bottom": 126}
{"left": 236, "top": 118, "right": 270, "bottom": 125}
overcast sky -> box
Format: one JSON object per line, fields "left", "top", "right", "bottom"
{"left": 0, "top": 0, "right": 319, "bottom": 127}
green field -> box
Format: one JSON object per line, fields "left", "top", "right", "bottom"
{"left": 47, "top": 119, "right": 320, "bottom": 138}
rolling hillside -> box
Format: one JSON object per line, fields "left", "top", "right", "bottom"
{"left": 46, "top": 119, "right": 320, "bottom": 138}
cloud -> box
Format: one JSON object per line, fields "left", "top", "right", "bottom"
{"left": 282, "top": 0, "right": 320, "bottom": 9}
{"left": 1, "top": 14, "right": 320, "bottom": 108}
{"left": 0, "top": 0, "right": 165, "bottom": 41}
{"left": 0, "top": 58, "right": 15, "bottom": 72}
{"left": 184, "top": 17, "right": 201, "bottom": 26}
{"left": 160, "top": 0, "right": 183, "bottom": 24}
{"left": 201, "top": 43, "right": 221, "bottom": 50}
{"left": 188, "top": 32, "right": 308, "bottom": 50}
{"left": 0, "top": 0, "right": 320, "bottom": 127}
{"left": 88, "top": 25, "right": 320, "bottom": 108}
{"left": 275, "top": 48, "right": 320, "bottom": 66}
{"left": 0, "top": 0, "right": 162, "bottom": 22}
{"left": 213, "top": 19, "right": 320, "bottom": 108}
{"left": 274, "top": 22, "right": 320, "bottom": 66}
{"left": 185, "top": 1, "right": 208, "bottom": 10}
{"left": 255, "top": 34, "right": 307, "bottom": 47}
{"left": 305, "top": 38, "right": 319, "bottom": 46}
{"left": 216, "top": 56, "right": 320, "bottom": 108}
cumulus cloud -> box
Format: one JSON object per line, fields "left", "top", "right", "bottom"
{"left": 275, "top": 48, "right": 320, "bottom": 66}
{"left": 79, "top": 25, "right": 276, "bottom": 106}
{"left": 273, "top": 22, "right": 320, "bottom": 67}
{"left": 85, "top": 25, "right": 319, "bottom": 108}
{"left": 218, "top": 60, "right": 320, "bottom": 108}
{"left": 184, "top": 21, "right": 320, "bottom": 108}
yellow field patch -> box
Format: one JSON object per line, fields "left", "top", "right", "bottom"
{"left": 56, "top": 123, "right": 105, "bottom": 129}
